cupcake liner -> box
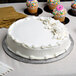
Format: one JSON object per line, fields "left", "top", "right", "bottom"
{"left": 27, "top": 7, "right": 38, "bottom": 9}
{"left": 54, "top": 16, "right": 66, "bottom": 22}
{"left": 54, "top": 15, "right": 66, "bottom": 18}
{"left": 24, "top": 7, "right": 43, "bottom": 16}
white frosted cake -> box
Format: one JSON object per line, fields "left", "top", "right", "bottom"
{"left": 6, "top": 16, "right": 71, "bottom": 60}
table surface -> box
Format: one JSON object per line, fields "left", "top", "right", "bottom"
{"left": 0, "top": 2, "right": 76, "bottom": 76}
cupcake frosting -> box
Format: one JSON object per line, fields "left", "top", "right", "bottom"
{"left": 71, "top": 1, "right": 76, "bottom": 9}
{"left": 26, "top": 0, "right": 38, "bottom": 8}
{"left": 47, "top": 0, "right": 60, "bottom": 5}
{"left": 53, "top": 5, "right": 66, "bottom": 17}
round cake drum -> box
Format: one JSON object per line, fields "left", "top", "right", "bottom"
{"left": 2, "top": 35, "right": 74, "bottom": 64}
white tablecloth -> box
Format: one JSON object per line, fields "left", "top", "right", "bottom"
{"left": 0, "top": 2, "right": 76, "bottom": 76}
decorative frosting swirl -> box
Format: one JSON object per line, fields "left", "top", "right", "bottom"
{"left": 47, "top": 0, "right": 60, "bottom": 5}
{"left": 71, "top": 1, "right": 76, "bottom": 9}
{"left": 39, "top": 17, "right": 69, "bottom": 40}
{"left": 53, "top": 5, "right": 66, "bottom": 17}
{"left": 56, "top": 5, "right": 63, "bottom": 11}
{"left": 26, "top": 0, "right": 38, "bottom": 8}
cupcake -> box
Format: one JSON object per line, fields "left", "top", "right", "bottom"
{"left": 71, "top": 1, "right": 76, "bottom": 15}
{"left": 26, "top": 0, "right": 38, "bottom": 14}
{"left": 53, "top": 5, "right": 66, "bottom": 22}
{"left": 47, "top": 0, "right": 60, "bottom": 10}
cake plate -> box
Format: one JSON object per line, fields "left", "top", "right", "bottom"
{"left": 2, "top": 35, "right": 74, "bottom": 64}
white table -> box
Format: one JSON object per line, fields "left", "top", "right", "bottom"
{"left": 0, "top": 2, "right": 76, "bottom": 76}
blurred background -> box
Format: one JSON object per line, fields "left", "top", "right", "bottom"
{"left": 0, "top": 0, "right": 72, "bottom": 3}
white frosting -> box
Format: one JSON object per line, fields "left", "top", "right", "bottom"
{"left": 6, "top": 16, "right": 71, "bottom": 59}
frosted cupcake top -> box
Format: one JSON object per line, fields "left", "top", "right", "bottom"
{"left": 26, "top": 0, "right": 38, "bottom": 8}
{"left": 71, "top": 1, "right": 76, "bottom": 9}
{"left": 53, "top": 5, "right": 66, "bottom": 16}
{"left": 47, "top": 0, "right": 60, "bottom": 5}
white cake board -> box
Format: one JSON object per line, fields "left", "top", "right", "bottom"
{"left": 2, "top": 35, "right": 74, "bottom": 64}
